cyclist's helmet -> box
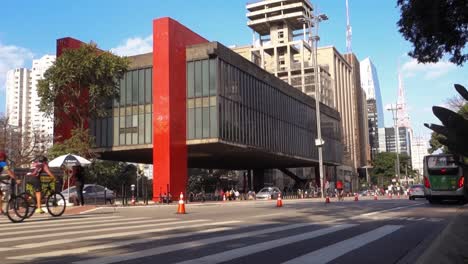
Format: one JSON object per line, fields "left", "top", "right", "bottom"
{"left": 0, "top": 151, "right": 6, "bottom": 161}
{"left": 37, "top": 155, "right": 48, "bottom": 163}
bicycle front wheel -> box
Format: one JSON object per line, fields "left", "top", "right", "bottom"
{"left": 6, "top": 196, "right": 29, "bottom": 223}
{"left": 46, "top": 193, "right": 66, "bottom": 217}
{"left": 19, "top": 192, "right": 36, "bottom": 218}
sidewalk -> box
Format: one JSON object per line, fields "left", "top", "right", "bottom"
{"left": 416, "top": 204, "right": 468, "bottom": 264}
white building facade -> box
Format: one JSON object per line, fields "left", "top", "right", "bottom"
{"left": 411, "top": 136, "right": 429, "bottom": 177}
{"left": 6, "top": 68, "right": 30, "bottom": 129}
{"left": 5, "top": 55, "right": 55, "bottom": 152}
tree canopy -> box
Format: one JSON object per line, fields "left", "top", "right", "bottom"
{"left": 397, "top": 0, "right": 468, "bottom": 65}
{"left": 37, "top": 42, "right": 129, "bottom": 129}
{"left": 371, "top": 152, "right": 416, "bottom": 186}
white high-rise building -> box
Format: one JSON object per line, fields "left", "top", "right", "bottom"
{"left": 360, "top": 57, "right": 384, "bottom": 160}
{"left": 5, "top": 55, "right": 55, "bottom": 152}
{"left": 6, "top": 68, "right": 30, "bottom": 129}
{"left": 30, "top": 55, "right": 55, "bottom": 146}
{"left": 411, "top": 136, "right": 429, "bottom": 177}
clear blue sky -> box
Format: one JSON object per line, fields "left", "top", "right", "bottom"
{"left": 0, "top": 0, "right": 466, "bottom": 139}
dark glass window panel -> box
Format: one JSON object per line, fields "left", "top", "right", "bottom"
{"left": 187, "top": 62, "right": 194, "bottom": 98}
{"left": 138, "top": 114, "right": 145, "bottom": 144}
{"left": 202, "top": 106, "right": 210, "bottom": 138}
{"left": 126, "top": 71, "right": 132, "bottom": 106}
{"left": 132, "top": 115, "right": 138, "bottom": 144}
{"left": 195, "top": 61, "right": 202, "bottom": 97}
{"left": 188, "top": 108, "right": 195, "bottom": 139}
{"left": 132, "top": 71, "right": 138, "bottom": 105}
{"left": 113, "top": 116, "right": 119, "bottom": 146}
{"left": 145, "top": 113, "right": 152, "bottom": 144}
{"left": 195, "top": 107, "right": 202, "bottom": 138}
{"left": 119, "top": 78, "right": 125, "bottom": 106}
{"left": 210, "top": 105, "right": 217, "bottom": 138}
{"left": 209, "top": 59, "right": 217, "bottom": 96}
{"left": 202, "top": 60, "right": 209, "bottom": 97}
{"left": 138, "top": 69, "right": 145, "bottom": 104}
{"left": 145, "top": 68, "right": 152, "bottom": 104}
{"left": 119, "top": 116, "right": 125, "bottom": 145}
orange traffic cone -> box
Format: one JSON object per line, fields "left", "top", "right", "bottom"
{"left": 354, "top": 193, "right": 359, "bottom": 202}
{"left": 276, "top": 193, "right": 283, "bottom": 207}
{"left": 325, "top": 195, "right": 330, "bottom": 203}
{"left": 374, "top": 194, "right": 378, "bottom": 200}
{"left": 177, "top": 192, "right": 186, "bottom": 214}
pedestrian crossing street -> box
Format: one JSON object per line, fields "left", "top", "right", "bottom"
{"left": 0, "top": 212, "right": 442, "bottom": 264}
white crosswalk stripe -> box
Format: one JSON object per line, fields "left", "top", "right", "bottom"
{"left": 174, "top": 224, "right": 357, "bottom": 264}
{"left": 0, "top": 212, "right": 433, "bottom": 264}
{"left": 72, "top": 222, "right": 319, "bottom": 264}
{"left": 283, "top": 225, "right": 403, "bottom": 264}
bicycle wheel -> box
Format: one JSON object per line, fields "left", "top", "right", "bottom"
{"left": 46, "top": 192, "right": 66, "bottom": 217}
{"left": 6, "top": 196, "right": 29, "bottom": 223}
{"left": 19, "top": 192, "right": 36, "bottom": 218}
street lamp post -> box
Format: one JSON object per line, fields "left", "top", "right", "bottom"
{"left": 386, "top": 103, "right": 402, "bottom": 181}
{"left": 311, "top": 13, "right": 328, "bottom": 199}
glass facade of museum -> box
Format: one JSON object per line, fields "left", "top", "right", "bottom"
{"left": 89, "top": 67, "right": 153, "bottom": 147}
{"left": 187, "top": 53, "right": 342, "bottom": 164}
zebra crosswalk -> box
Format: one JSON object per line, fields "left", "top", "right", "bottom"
{"left": 0, "top": 211, "right": 439, "bottom": 264}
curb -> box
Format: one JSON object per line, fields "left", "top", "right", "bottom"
{"left": 415, "top": 204, "right": 468, "bottom": 264}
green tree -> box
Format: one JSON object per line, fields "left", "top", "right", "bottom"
{"left": 397, "top": 0, "right": 468, "bottom": 65}
{"left": 38, "top": 42, "right": 130, "bottom": 129}
{"left": 47, "top": 128, "right": 96, "bottom": 159}
{"left": 371, "top": 152, "right": 416, "bottom": 186}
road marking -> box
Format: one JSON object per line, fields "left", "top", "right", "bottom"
{"left": 175, "top": 224, "right": 357, "bottom": 264}
{"left": 0, "top": 217, "right": 149, "bottom": 236}
{"left": 11, "top": 220, "right": 240, "bottom": 251}
{"left": 9, "top": 221, "right": 242, "bottom": 260}
{"left": 0, "top": 218, "right": 192, "bottom": 243}
{"left": 72, "top": 222, "right": 320, "bottom": 264}
{"left": 356, "top": 203, "right": 425, "bottom": 218}
{"left": 251, "top": 213, "right": 285, "bottom": 218}
{"left": 0, "top": 215, "right": 123, "bottom": 231}
{"left": 283, "top": 225, "right": 403, "bottom": 264}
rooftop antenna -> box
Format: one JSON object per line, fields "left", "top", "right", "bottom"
{"left": 346, "top": 0, "right": 352, "bottom": 53}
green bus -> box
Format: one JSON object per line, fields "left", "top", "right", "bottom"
{"left": 423, "top": 154, "right": 465, "bottom": 204}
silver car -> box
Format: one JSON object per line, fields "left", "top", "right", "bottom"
{"left": 256, "top": 187, "right": 281, "bottom": 200}
{"left": 409, "top": 184, "right": 425, "bottom": 200}
{"left": 61, "top": 184, "right": 115, "bottom": 205}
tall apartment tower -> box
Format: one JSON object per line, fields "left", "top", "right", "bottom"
{"left": 344, "top": 53, "right": 370, "bottom": 167}
{"left": 360, "top": 57, "right": 384, "bottom": 159}
{"left": 5, "top": 68, "right": 30, "bottom": 129}
{"left": 316, "top": 47, "right": 356, "bottom": 173}
{"left": 241, "top": 0, "right": 334, "bottom": 106}
{"left": 5, "top": 55, "right": 55, "bottom": 153}
{"left": 30, "top": 55, "right": 55, "bottom": 147}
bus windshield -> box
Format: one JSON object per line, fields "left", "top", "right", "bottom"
{"left": 426, "top": 155, "right": 458, "bottom": 169}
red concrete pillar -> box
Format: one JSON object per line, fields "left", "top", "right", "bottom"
{"left": 152, "top": 18, "right": 207, "bottom": 201}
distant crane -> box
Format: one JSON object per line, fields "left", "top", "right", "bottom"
{"left": 346, "top": 0, "right": 352, "bottom": 53}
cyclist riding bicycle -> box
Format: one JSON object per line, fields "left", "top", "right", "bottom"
{"left": 0, "top": 151, "right": 20, "bottom": 214}
{"left": 27, "top": 155, "right": 57, "bottom": 214}
{"left": 336, "top": 179, "right": 344, "bottom": 199}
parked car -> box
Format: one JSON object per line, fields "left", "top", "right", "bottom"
{"left": 61, "top": 184, "right": 115, "bottom": 205}
{"left": 408, "top": 184, "right": 425, "bottom": 200}
{"left": 256, "top": 187, "right": 281, "bottom": 200}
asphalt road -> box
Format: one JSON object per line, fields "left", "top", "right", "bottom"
{"left": 0, "top": 197, "right": 461, "bottom": 264}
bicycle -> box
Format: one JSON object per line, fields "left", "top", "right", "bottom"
{"left": 20, "top": 178, "right": 66, "bottom": 218}
{"left": 0, "top": 176, "right": 29, "bottom": 223}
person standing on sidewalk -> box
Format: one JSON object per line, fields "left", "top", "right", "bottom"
{"left": 73, "top": 165, "right": 85, "bottom": 206}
